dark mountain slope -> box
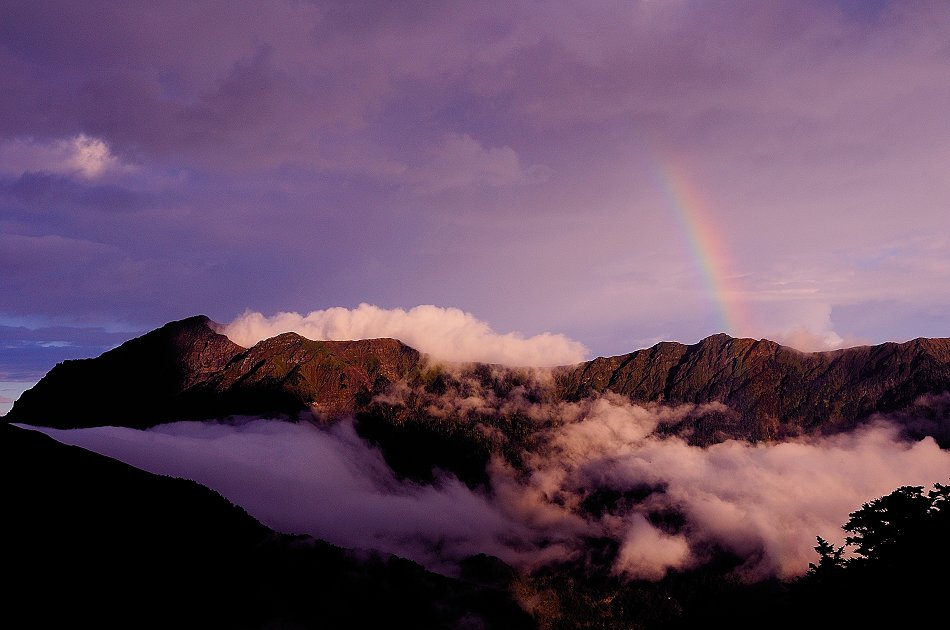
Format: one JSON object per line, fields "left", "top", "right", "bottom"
{"left": 1, "top": 423, "right": 534, "bottom": 629}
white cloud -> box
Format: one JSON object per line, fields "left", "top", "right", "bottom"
{"left": 740, "top": 299, "right": 866, "bottom": 351}
{"left": 223, "top": 304, "right": 589, "bottom": 367}
{"left": 613, "top": 514, "right": 691, "bottom": 580}
{"left": 0, "top": 134, "right": 131, "bottom": 179}
{"left": 531, "top": 400, "right": 950, "bottom": 580}
{"left": 768, "top": 326, "right": 849, "bottom": 352}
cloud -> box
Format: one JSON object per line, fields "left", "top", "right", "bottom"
{"left": 379, "top": 384, "right": 950, "bottom": 580}
{"left": 732, "top": 298, "right": 868, "bottom": 352}
{"left": 2, "top": 2, "right": 950, "bottom": 350}
{"left": 0, "top": 232, "right": 184, "bottom": 321}
{"left": 408, "top": 132, "right": 550, "bottom": 194}
{"left": 25, "top": 392, "right": 950, "bottom": 583}
{"left": 27, "top": 418, "right": 576, "bottom": 574}
{"left": 763, "top": 323, "right": 868, "bottom": 353}
{"left": 524, "top": 399, "right": 950, "bottom": 580}
{"left": 223, "top": 304, "right": 589, "bottom": 366}
{"left": 767, "top": 326, "right": 849, "bottom": 352}
{"left": 875, "top": 392, "right": 950, "bottom": 447}
{"left": 613, "top": 513, "right": 691, "bottom": 580}
{"left": 0, "top": 134, "right": 131, "bottom": 179}
{"left": 0, "top": 324, "right": 139, "bottom": 382}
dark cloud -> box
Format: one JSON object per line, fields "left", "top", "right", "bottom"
{"left": 1, "top": 1, "right": 949, "bottom": 353}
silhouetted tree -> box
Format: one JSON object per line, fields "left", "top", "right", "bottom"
{"left": 804, "top": 482, "right": 950, "bottom": 571}
{"left": 806, "top": 536, "right": 845, "bottom": 576}
{"left": 793, "top": 481, "right": 950, "bottom": 627}
{"left": 843, "top": 485, "right": 927, "bottom": 568}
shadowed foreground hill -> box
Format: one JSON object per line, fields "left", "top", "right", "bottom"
{"left": 1, "top": 423, "right": 533, "bottom": 629}
{"left": 6, "top": 426, "right": 946, "bottom": 629}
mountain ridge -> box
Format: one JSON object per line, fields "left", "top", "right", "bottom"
{"left": 553, "top": 332, "right": 950, "bottom": 441}
{"left": 7, "top": 316, "right": 950, "bottom": 448}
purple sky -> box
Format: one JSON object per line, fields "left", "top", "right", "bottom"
{"left": 3, "top": 1, "right": 950, "bottom": 401}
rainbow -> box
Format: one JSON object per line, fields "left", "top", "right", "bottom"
{"left": 648, "top": 156, "right": 750, "bottom": 337}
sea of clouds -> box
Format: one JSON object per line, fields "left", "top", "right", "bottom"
{"left": 28, "top": 394, "right": 950, "bottom": 581}
{"left": 23, "top": 305, "right": 950, "bottom": 581}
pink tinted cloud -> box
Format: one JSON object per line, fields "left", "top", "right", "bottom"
{"left": 28, "top": 399, "right": 950, "bottom": 582}
{"left": 224, "top": 304, "right": 588, "bottom": 366}
{"left": 0, "top": 134, "right": 130, "bottom": 179}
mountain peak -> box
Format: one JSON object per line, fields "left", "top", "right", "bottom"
{"left": 7, "top": 317, "right": 422, "bottom": 428}
{"left": 5, "top": 314, "right": 243, "bottom": 427}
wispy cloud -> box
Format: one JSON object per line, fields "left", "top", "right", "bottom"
{"left": 0, "top": 134, "right": 132, "bottom": 179}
